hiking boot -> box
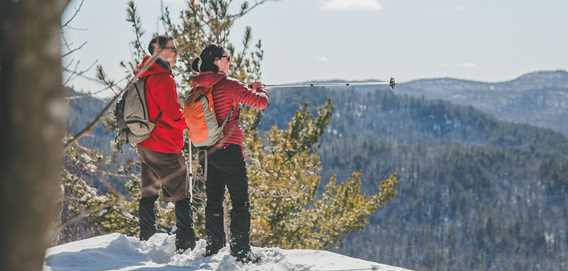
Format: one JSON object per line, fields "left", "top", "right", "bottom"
{"left": 205, "top": 243, "right": 223, "bottom": 257}
{"left": 175, "top": 237, "right": 196, "bottom": 253}
{"left": 233, "top": 250, "right": 261, "bottom": 264}
{"left": 139, "top": 195, "right": 159, "bottom": 241}
{"left": 175, "top": 198, "right": 196, "bottom": 252}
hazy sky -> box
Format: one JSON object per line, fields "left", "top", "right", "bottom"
{"left": 64, "top": 0, "right": 568, "bottom": 95}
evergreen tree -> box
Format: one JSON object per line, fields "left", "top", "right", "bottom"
{"left": 60, "top": 0, "right": 399, "bottom": 250}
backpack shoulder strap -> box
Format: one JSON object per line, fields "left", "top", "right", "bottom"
{"left": 210, "top": 76, "right": 239, "bottom": 128}
{"left": 142, "top": 75, "right": 164, "bottom": 124}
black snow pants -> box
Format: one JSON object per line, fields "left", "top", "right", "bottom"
{"left": 205, "top": 144, "right": 251, "bottom": 258}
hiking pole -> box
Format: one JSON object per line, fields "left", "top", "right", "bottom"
{"left": 186, "top": 136, "right": 194, "bottom": 204}
{"left": 262, "top": 77, "right": 396, "bottom": 89}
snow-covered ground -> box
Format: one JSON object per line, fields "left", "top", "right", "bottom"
{"left": 44, "top": 233, "right": 412, "bottom": 271}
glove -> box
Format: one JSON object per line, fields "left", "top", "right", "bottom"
{"left": 249, "top": 81, "right": 265, "bottom": 93}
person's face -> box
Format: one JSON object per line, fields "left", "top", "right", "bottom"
{"left": 157, "top": 40, "right": 177, "bottom": 67}
{"left": 214, "top": 49, "right": 231, "bottom": 74}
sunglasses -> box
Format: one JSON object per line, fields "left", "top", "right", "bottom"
{"left": 164, "top": 46, "right": 177, "bottom": 53}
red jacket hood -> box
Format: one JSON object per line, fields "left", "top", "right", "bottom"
{"left": 191, "top": 72, "right": 227, "bottom": 89}
{"left": 136, "top": 55, "right": 171, "bottom": 79}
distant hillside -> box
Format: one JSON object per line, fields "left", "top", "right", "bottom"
{"left": 66, "top": 71, "right": 568, "bottom": 271}
{"left": 65, "top": 91, "right": 135, "bottom": 194}
{"left": 66, "top": 91, "right": 115, "bottom": 153}
{"left": 258, "top": 81, "right": 568, "bottom": 270}
{"left": 395, "top": 70, "right": 568, "bottom": 136}
{"left": 260, "top": 86, "right": 568, "bottom": 159}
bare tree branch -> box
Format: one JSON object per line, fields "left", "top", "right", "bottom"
{"left": 62, "top": 0, "right": 86, "bottom": 28}
{"left": 63, "top": 60, "right": 98, "bottom": 86}
{"left": 240, "top": 0, "right": 279, "bottom": 16}
{"left": 63, "top": 62, "right": 103, "bottom": 84}
{"left": 61, "top": 40, "right": 87, "bottom": 58}
{"left": 61, "top": 0, "right": 92, "bottom": 90}
{"left": 204, "top": 0, "right": 279, "bottom": 24}
{"left": 64, "top": 76, "right": 130, "bottom": 100}
{"left": 63, "top": 60, "right": 81, "bottom": 85}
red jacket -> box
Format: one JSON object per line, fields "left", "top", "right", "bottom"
{"left": 191, "top": 72, "right": 269, "bottom": 147}
{"left": 137, "top": 56, "right": 186, "bottom": 154}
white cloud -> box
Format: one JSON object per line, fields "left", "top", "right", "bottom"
{"left": 315, "top": 56, "right": 330, "bottom": 63}
{"left": 322, "top": 0, "right": 384, "bottom": 12}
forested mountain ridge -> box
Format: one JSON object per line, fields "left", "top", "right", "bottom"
{"left": 256, "top": 72, "right": 568, "bottom": 270}
{"left": 395, "top": 70, "right": 568, "bottom": 137}
{"left": 66, "top": 71, "right": 568, "bottom": 270}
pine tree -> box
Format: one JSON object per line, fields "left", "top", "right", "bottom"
{"left": 245, "top": 101, "right": 399, "bottom": 249}
{"left": 61, "top": 0, "right": 399, "bottom": 250}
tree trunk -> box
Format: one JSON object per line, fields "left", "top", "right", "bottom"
{"left": 0, "top": 1, "right": 68, "bottom": 270}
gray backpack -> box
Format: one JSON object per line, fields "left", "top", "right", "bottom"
{"left": 114, "top": 78, "right": 160, "bottom": 147}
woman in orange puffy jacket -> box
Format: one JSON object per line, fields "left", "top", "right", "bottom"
{"left": 190, "top": 44, "right": 268, "bottom": 263}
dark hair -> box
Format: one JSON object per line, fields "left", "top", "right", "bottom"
{"left": 148, "top": 35, "right": 173, "bottom": 55}
{"left": 191, "top": 44, "right": 225, "bottom": 73}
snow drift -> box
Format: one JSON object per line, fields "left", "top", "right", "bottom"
{"left": 44, "top": 233, "right": 412, "bottom": 271}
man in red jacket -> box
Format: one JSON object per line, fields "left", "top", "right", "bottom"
{"left": 136, "top": 35, "right": 195, "bottom": 253}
